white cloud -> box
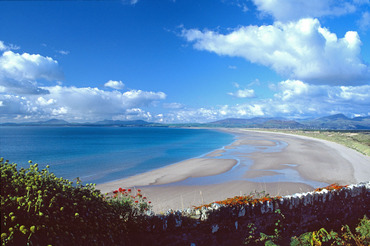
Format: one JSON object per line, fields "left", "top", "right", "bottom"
{"left": 104, "top": 80, "right": 125, "bottom": 90}
{"left": 0, "top": 50, "right": 64, "bottom": 94}
{"left": 0, "top": 41, "right": 20, "bottom": 51}
{"left": 228, "top": 88, "right": 255, "bottom": 98}
{"left": 0, "top": 51, "right": 63, "bottom": 82}
{"left": 161, "top": 80, "right": 370, "bottom": 123}
{"left": 0, "top": 41, "right": 6, "bottom": 51}
{"left": 252, "top": 0, "right": 358, "bottom": 22}
{"left": 0, "top": 86, "right": 166, "bottom": 122}
{"left": 163, "top": 102, "right": 184, "bottom": 109}
{"left": 58, "top": 50, "right": 70, "bottom": 55}
{"left": 182, "top": 18, "right": 370, "bottom": 85}
{"left": 358, "top": 11, "right": 370, "bottom": 30}
{"left": 0, "top": 44, "right": 166, "bottom": 122}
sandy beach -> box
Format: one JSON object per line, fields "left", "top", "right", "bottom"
{"left": 97, "top": 129, "right": 370, "bottom": 213}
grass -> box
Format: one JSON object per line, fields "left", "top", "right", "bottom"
{"left": 254, "top": 129, "right": 370, "bottom": 156}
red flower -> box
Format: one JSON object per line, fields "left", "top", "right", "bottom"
{"left": 148, "top": 201, "right": 151, "bottom": 204}
{"left": 137, "top": 189, "right": 141, "bottom": 192}
{"left": 143, "top": 197, "right": 147, "bottom": 199}
{"left": 135, "top": 201, "right": 138, "bottom": 203}
{"left": 128, "top": 189, "right": 131, "bottom": 192}
{"left": 122, "top": 189, "right": 126, "bottom": 192}
{"left": 113, "top": 190, "right": 118, "bottom": 194}
{"left": 119, "top": 187, "right": 123, "bottom": 192}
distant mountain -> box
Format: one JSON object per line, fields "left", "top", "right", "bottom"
{"left": 0, "top": 119, "right": 70, "bottom": 126}
{"left": 353, "top": 116, "right": 370, "bottom": 121}
{"left": 1, "top": 114, "right": 369, "bottom": 129}
{"left": 93, "top": 120, "right": 151, "bottom": 126}
{"left": 315, "top": 114, "right": 349, "bottom": 122}
{"left": 206, "top": 114, "right": 370, "bottom": 130}
{"left": 262, "top": 120, "right": 304, "bottom": 129}
{"left": 38, "top": 119, "right": 70, "bottom": 125}
{"left": 210, "top": 117, "right": 288, "bottom": 126}
{"left": 302, "top": 114, "right": 370, "bottom": 130}
{"left": 0, "top": 119, "right": 154, "bottom": 127}
{"left": 209, "top": 117, "right": 302, "bottom": 129}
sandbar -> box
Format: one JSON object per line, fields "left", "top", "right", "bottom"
{"left": 97, "top": 129, "right": 370, "bottom": 213}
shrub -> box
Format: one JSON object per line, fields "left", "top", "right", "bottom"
{"left": 0, "top": 158, "right": 150, "bottom": 245}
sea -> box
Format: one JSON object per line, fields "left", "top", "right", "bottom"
{"left": 0, "top": 126, "right": 235, "bottom": 184}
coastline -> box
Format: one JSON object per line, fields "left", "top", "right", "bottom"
{"left": 97, "top": 128, "right": 370, "bottom": 213}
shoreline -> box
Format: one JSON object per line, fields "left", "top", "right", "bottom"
{"left": 97, "top": 128, "right": 370, "bottom": 213}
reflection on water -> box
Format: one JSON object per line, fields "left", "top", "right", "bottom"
{"left": 165, "top": 136, "right": 328, "bottom": 188}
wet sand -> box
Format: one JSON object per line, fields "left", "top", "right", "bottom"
{"left": 97, "top": 129, "right": 370, "bottom": 213}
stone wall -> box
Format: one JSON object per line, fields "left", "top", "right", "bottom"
{"left": 132, "top": 182, "right": 369, "bottom": 246}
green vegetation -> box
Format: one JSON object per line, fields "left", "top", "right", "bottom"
{"left": 258, "top": 129, "right": 370, "bottom": 156}
{"left": 244, "top": 214, "right": 369, "bottom": 245}
{"left": 290, "top": 215, "right": 370, "bottom": 246}
{"left": 1, "top": 158, "right": 368, "bottom": 245}
{"left": 244, "top": 209, "right": 370, "bottom": 246}
{"left": 0, "top": 158, "right": 151, "bottom": 245}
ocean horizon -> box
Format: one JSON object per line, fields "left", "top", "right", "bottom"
{"left": 0, "top": 126, "right": 235, "bottom": 184}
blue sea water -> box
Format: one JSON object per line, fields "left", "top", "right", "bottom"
{"left": 0, "top": 127, "right": 235, "bottom": 184}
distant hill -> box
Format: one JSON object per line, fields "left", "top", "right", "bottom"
{"left": 0, "top": 119, "right": 154, "bottom": 127}
{"left": 207, "top": 114, "right": 370, "bottom": 130}
{"left": 38, "top": 119, "right": 70, "bottom": 125}
{"left": 1, "top": 114, "right": 370, "bottom": 129}
{"left": 209, "top": 117, "right": 303, "bottom": 129}
{"left": 0, "top": 119, "right": 70, "bottom": 126}
{"left": 93, "top": 120, "right": 151, "bottom": 126}
{"left": 302, "top": 114, "right": 370, "bottom": 130}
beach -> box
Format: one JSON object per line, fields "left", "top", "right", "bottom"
{"left": 97, "top": 129, "right": 370, "bottom": 213}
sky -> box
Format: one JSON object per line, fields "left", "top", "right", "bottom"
{"left": 0, "top": 0, "right": 370, "bottom": 123}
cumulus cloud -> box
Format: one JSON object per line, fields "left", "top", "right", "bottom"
{"left": 104, "top": 80, "right": 125, "bottom": 90}
{"left": 182, "top": 18, "right": 370, "bottom": 85}
{"left": 162, "top": 80, "right": 370, "bottom": 123}
{"left": 0, "top": 43, "right": 167, "bottom": 122}
{"left": 252, "top": 0, "right": 358, "bottom": 22}
{"left": 0, "top": 51, "right": 63, "bottom": 82}
{"left": 0, "top": 86, "right": 166, "bottom": 122}
{"left": 0, "top": 50, "right": 64, "bottom": 95}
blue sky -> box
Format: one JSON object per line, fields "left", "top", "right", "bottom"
{"left": 0, "top": 0, "right": 369, "bottom": 123}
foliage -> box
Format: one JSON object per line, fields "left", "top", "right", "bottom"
{"left": 195, "top": 190, "right": 282, "bottom": 209}
{"left": 0, "top": 158, "right": 151, "bottom": 246}
{"left": 290, "top": 216, "right": 370, "bottom": 246}
{"left": 314, "top": 183, "right": 348, "bottom": 192}
{"left": 244, "top": 209, "right": 285, "bottom": 245}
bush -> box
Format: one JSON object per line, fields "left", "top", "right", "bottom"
{"left": 291, "top": 216, "right": 370, "bottom": 246}
{"left": 0, "top": 158, "right": 150, "bottom": 245}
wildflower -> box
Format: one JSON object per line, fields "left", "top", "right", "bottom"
{"left": 128, "top": 189, "right": 131, "bottom": 192}
{"left": 113, "top": 190, "right": 118, "bottom": 194}
{"left": 137, "top": 189, "right": 141, "bottom": 192}
{"left": 135, "top": 201, "right": 138, "bottom": 203}
{"left": 118, "top": 188, "right": 122, "bottom": 192}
